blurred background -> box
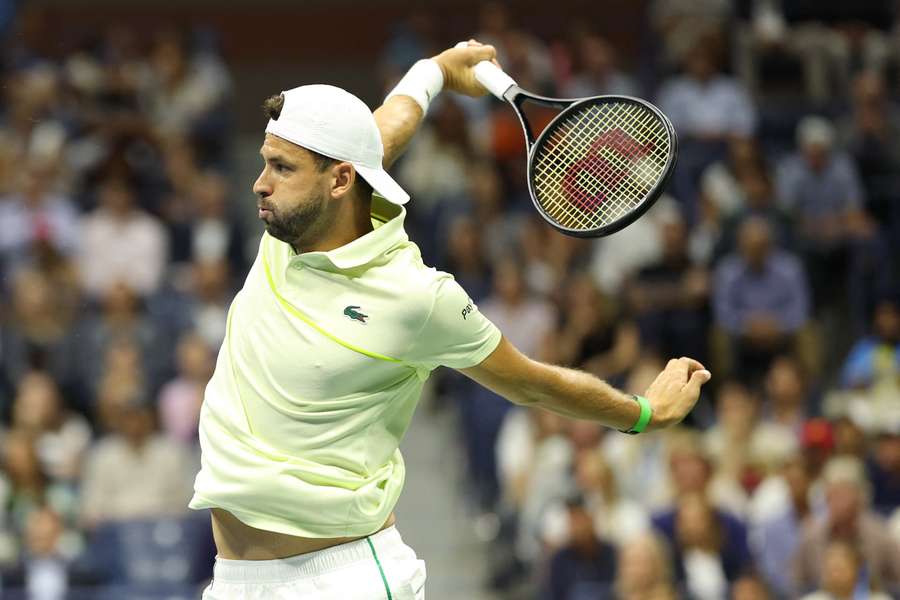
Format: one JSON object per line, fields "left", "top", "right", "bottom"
{"left": 1, "top": 0, "right": 900, "bottom": 598}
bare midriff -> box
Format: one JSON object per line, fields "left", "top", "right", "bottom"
{"left": 211, "top": 508, "right": 396, "bottom": 560}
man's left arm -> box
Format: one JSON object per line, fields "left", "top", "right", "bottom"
{"left": 373, "top": 40, "right": 498, "bottom": 168}
{"left": 460, "top": 336, "right": 710, "bottom": 433}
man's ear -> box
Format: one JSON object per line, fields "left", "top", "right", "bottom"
{"left": 330, "top": 162, "right": 356, "bottom": 199}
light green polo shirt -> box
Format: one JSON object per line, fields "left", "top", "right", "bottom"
{"left": 189, "top": 195, "right": 501, "bottom": 537}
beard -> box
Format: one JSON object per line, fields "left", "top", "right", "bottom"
{"left": 262, "top": 189, "right": 329, "bottom": 249}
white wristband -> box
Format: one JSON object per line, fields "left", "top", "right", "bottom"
{"left": 385, "top": 59, "right": 444, "bottom": 114}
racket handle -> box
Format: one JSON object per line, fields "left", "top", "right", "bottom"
{"left": 453, "top": 41, "right": 516, "bottom": 99}
{"left": 473, "top": 61, "right": 517, "bottom": 99}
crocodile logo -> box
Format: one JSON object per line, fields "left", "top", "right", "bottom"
{"left": 343, "top": 305, "right": 368, "bottom": 324}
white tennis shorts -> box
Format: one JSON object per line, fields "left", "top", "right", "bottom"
{"left": 201, "top": 525, "right": 426, "bottom": 599}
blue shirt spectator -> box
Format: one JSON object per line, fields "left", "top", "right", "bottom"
{"left": 657, "top": 42, "right": 756, "bottom": 141}
{"left": 840, "top": 298, "right": 900, "bottom": 390}
{"left": 541, "top": 502, "right": 618, "bottom": 600}
{"left": 714, "top": 219, "right": 810, "bottom": 336}
{"left": 775, "top": 117, "right": 867, "bottom": 242}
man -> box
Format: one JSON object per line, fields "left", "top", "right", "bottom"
{"left": 190, "top": 41, "right": 711, "bottom": 599}
{"left": 793, "top": 456, "right": 900, "bottom": 595}
{"left": 713, "top": 217, "right": 810, "bottom": 381}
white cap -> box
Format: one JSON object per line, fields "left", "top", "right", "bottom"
{"left": 796, "top": 115, "right": 835, "bottom": 149}
{"left": 265, "top": 84, "right": 410, "bottom": 205}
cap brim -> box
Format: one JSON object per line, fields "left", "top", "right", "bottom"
{"left": 354, "top": 164, "right": 410, "bottom": 205}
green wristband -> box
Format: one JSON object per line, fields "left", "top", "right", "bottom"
{"left": 621, "top": 394, "right": 652, "bottom": 435}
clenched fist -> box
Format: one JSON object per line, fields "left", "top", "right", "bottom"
{"left": 432, "top": 39, "right": 500, "bottom": 97}
{"left": 644, "top": 357, "right": 712, "bottom": 430}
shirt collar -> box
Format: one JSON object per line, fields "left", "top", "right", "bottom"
{"left": 289, "top": 194, "right": 407, "bottom": 271}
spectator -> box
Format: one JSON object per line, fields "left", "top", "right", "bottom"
{"left": 614, "top": 532, "right": 678, "bottom": 600}
{"left": 712, "top": 165, "right": 794, "bottom": 261}
{"left": 467, "top": 163, "right": 523, "bottom": 265}
{"left": 800, "top": 540, "right": 893, "bottom": 600}
{"left": 838, "top": 71, "right": 900, "bottom": 231}
{"left": 165, "top": 169, "right": 247, "bottom": 280}
{"left": 0, "top": 431, "right": 78, "bottom": 545}
{"left": 657, "top": 36, "right": 757, "bottom": 141}
{"left": 0, "top": 161, "right": 78, "bottom": 278}
{"left": 659, "top": 35, "right": 757, "bottom": 217}
{"left": 648, "top": 0, "right": 731, "bottom": 59}
{"left": 20, "top": 507, "right": 69, "bottom": 600}
{"left": 657, "top": 427, "right": 748, "bottom": 519}
{"left": 560, "top": 34, "right": 639, "bottom": 98}
{"left": 77, "top": 176, "right": 168, "bottom": 299}
{"left": 589, "top": 197, "right": 679, "bottom": 295}
{"left": 627, "top": 211, "right": 710, "bottom": 363}
{"left": 832, "top": 416, "right": 867, "bottom": 459}
{"left": 397, "top": 97, "right": 473, "bottom": 221}
{"left": 495, "top": 408, "right": 572, "bottom": 566}
{"left": 713, "top": 217, "right": 810, "bottom": 380}
{"left": 544, "top": 273, "right": 639, "bottom": 383}
{"left": 704, "top": 381, "right": 797, "bottom": 499}
{"left": 840, "top": 296, "right": 900, "bottom": 393}
{"left": 438, "top": 216, "right": 492, "bottom": 302}
{"left": 540, "top": 499, "right": 618, "bottom": 600}
{"left": 0, "top": 506, "right": 72, "bottom": 600}
{"left": 176, "top": 257, "right": 235, "bottom": 350}
{"left": 792, "top": 456, "right": 900, "bottom": 594}
{"left": 74, "top": 281, "right": 168, "bottom": 400}
{"left": 143, "top": 29, "right": 231, "bottom": 152}
{"left": 731, "top": 573, "right": 773, "bottom": 600}
{"left": 11, "top": 372, "right": 90, "bottom": 482}
{"left": 664, "top": 493, "right": 752, "bottom": 600}
{"left": 0, "top": 269, "right": 80, "bottom": 393}
{"left": 543, "top": 449, "right": 649, "bottom": 550}
{"left": 78, "top": 394, "right": 194, "bottom": 528}
{"left": 762, "top": 355, "right": 809, "bottom": 435}
{"left": 699, "top": 137, "right": 767, "bottom": 222}
{"left": 775, "top": 116, "right": 873, "bottom": 311}
{"left": 158, "top": 332, "right": 213, "bottom": 446}
{"left": 750, "top": 454, "right": 814, "bottom": 598}
{"left": 867, "top": 427, "right": 900, "bottom": 517}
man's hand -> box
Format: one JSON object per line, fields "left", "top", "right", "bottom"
{"left": 432, "top": 39, "right": 499, "bottom": 97}
{"left": 644, "top": 357, "right": 711, "bottom": 430}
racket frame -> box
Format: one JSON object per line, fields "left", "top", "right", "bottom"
{"left": 498, "top": 86, "right": 679, "bottom": 238}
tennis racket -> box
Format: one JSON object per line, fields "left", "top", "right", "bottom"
{"left": 472, "top": 57, "right": 678, "bottom": 238}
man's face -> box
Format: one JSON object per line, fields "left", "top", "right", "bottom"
{"left": 253, "top": 134, "right": 332, "bottom": 248}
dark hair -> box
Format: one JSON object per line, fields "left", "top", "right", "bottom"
{"left": 262, "top": 93, "right": 374, "bottom": 198}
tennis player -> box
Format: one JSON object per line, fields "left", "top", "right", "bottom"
{"left": 190, "top": 40, "right": 711, "bottom": 599}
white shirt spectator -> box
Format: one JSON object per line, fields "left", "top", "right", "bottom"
{"left": 79, "top": 433, "right": 194, "bottom": 526}
{"left": 78, "top": 207, "right": 167, "bottom": 297}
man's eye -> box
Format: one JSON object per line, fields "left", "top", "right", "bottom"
{"left": 274, "top": 163, "right": 290, "bottom": 173}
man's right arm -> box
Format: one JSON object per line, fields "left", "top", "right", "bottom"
{"left": 373, "top": 96, "right": 425, "bottom": 170}
{"left": 373, "top": 40, "right": 497, "bottom": 168}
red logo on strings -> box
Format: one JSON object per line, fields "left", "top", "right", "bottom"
{"left": 561, "top": 128, "right": 654, "bottom": 212}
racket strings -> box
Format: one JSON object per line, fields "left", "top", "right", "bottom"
{"left": 538, "top": 105, "right": 665, "bottom": 229}
{"left": 536, "top": 104, "right": 666, "bottom": 229}
{"left": 532, "top": 101, "right": 671, "bottom": 231}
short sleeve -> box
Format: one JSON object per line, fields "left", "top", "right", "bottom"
{"left": 405, "top": 275, "right": 501, "bottom": 371}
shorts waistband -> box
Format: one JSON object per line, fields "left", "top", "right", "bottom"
{"left": 212, "top": 525, "right": 401, "bottom": 583}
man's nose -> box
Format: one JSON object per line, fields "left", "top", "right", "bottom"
{"left": 253, "top": 172, "right": 271, "bottom": 197}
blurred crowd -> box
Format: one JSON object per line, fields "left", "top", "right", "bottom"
{"left": 0, "top": 10, "right": 232, "bottom": 599}
{"left": 0, "top": 1, "right": 899, "bottom": 599}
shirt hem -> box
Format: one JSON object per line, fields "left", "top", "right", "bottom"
{"left": 189, "top": 494, "right": 389, "bottom": 538}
